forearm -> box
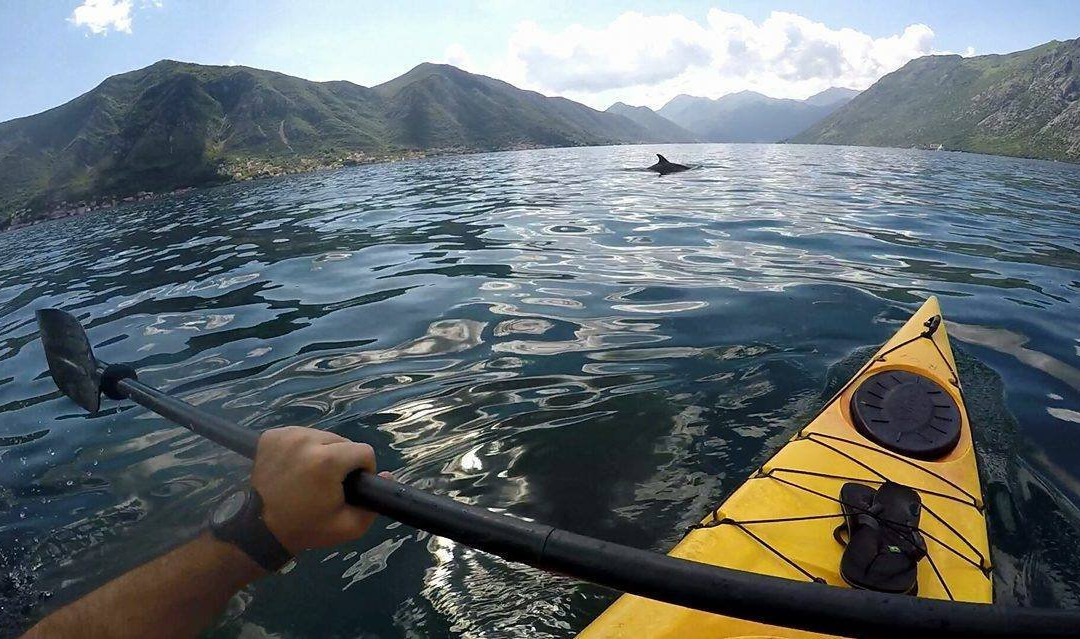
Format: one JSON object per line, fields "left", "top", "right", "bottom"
{"left": 23, "top": 533, "right": 265, "bottom": 639}
{"left": 22, "top": 427, "right": 381, "bottom": 638}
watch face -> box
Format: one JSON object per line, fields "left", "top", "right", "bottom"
{"left": 212, "top": 490, "right": 248, "bottom": 527}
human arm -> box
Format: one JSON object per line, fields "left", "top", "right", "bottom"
{"left": 22, "top": 427, "right": 388, "bottom": 639}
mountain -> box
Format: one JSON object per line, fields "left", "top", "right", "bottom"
{"left": 0, "top": 61, "right": 387, "bottom": 223}
{"left": 657, "top": 94, "right": 727, "bottom": 136}
{"left": 0, "top": 60, "right": 662, "bottom": 228}
{"left": 657, "top": 88, "right": 857, "bottom": 143}
{"left": 373, "top": 63, "right": 657, "bottom": 149}
{"left": 792, "top": 39, "right": 1080, "bottom": 162}
{"left": 604, "top": 102, "right": 698, "bottom": 143}
{"left": 803, "top": 87, "right": 861, "bottom": 108}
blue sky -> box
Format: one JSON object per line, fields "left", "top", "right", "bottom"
{"left": 2, "top": 0, "right": 1079, "bottom": 122}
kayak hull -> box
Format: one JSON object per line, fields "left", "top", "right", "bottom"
{"left": 579, "top": 296, "right": 992, "bottom": 639}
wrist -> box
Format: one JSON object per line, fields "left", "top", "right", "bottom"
{"left": 200, "top": 533, "right": 268, "bottom": 587}
{"left": 208, "top": 488, "right": 294, "bottom": 572}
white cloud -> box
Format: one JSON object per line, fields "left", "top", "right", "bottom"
{"left": 481, "top": 9, "right": 950, "bottom": 109}
{"left": 442, "top": 43, "right": 476, "bottom": 71}
{"left": 70, "top": 0, "right": 134, "bottom": 34}
{"left": 507, "top": 13, "right": 712, "bottom": 92}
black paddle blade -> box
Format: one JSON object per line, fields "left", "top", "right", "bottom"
{"left": 36, "top": 308, "right": 102, "bottom": 413}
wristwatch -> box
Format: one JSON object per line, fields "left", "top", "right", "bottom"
{"left": 209, "top": 488, "right": 294, "bottom": 572}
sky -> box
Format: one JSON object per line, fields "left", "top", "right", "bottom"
{"left": 2, "top": 0, "right": 1079, "bottom": 122}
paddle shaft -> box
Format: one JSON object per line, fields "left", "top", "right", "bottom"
{"left": 104, "top": 374, "right": 1080, "bottom": 638}
{"left": 117, "top": 377, "right": 260, "bottom": 458}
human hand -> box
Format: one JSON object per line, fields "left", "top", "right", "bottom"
{"left": 252, "top": 426, "right": 391, "bottom": 554}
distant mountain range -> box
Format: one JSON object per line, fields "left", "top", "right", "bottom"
{"left": 657, "top": 88, "right": 859, "bottom": 143}
{"left": 0, "top": 61, "right": 667, "bottom": 228}
{"left": 604, "top": 102, "right": 699, "bottom": 143}
{"left": 793, "top": 38, "right": 1080, "bottom": 161}
{"left": 4, "top": 36, "right": 1080, "bottom": 230}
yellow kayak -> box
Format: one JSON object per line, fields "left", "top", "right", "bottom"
{"left": 580, "top": 296, "right": 992, "bottom": 639}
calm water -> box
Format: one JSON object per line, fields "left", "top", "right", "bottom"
{"left": 2, "top": 143, "right": 1080, "bottom": 637}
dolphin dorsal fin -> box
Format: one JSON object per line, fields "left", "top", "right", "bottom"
{"left": 656, "top": 154, "right": 668, "bottom": 163}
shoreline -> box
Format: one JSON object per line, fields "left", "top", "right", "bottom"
{"left": 0, "top": 142, "right": 569, "bottom": 234}
{"left": 5, "top": 140, "right": 1077, "bottom": 235}
{"left": 0, "top": 149, "right": 431, "bottom": 233}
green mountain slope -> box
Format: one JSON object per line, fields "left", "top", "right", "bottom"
{"left": 791, "top": 39, "right": 1080, "bottom": 161}
{"left": 657, "top": 89, "right": 856, "bottom": 143}
{"left": 0, "top": 60, "right": 388, "bottom": 225}
{"left": 0, "top": 60, "right": 658, "bottom": 228}
{"left": 604, "top": 102, "right": 699, "bottom": 143}
{"left": 375, "top": 63, "right": 657, "bottom": 149}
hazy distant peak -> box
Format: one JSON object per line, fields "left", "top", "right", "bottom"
{"left": 662, "top": 94, "right": 712, "bottom": 108}
{"left": 716, "top": 90, "right": 777, "bottom": 108}
{"left": 605, "top": 101, "right": 649, "bottom": 112}
{"left": 804, "top": 87, "right": 861, "bottom": 106}
{"left": 606, "top": 101, "right": 698, "bottom": 142}
{"left": 725, "top": 89, "right": 770, "bottom": 99}
{"left": 658, "top": 85, "right": 859, "bottom": 143}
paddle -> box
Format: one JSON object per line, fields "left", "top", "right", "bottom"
{"left": 35, "top": 308, "right": 1080, "bottom": 639}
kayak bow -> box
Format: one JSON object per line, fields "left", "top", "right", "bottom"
{"left": 580, "top": 296, "right": 991, "bottom": 638}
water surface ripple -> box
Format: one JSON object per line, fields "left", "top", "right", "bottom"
{"left": 1, "top": 144, "right": 1079, "bottom": 637}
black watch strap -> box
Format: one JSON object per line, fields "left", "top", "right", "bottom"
{"left": 209, "top": 488, "right": 294, "bottom": 572}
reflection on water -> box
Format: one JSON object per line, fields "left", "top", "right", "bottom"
{"left": 1, "top": 143, "right": 1079, "bottom": 637}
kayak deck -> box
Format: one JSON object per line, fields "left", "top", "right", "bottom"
{"left": 579, "top": 297, "right": 992, "bottom": 639}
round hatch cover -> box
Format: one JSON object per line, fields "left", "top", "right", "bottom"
{"left": 850, "top": 370, "right": 960, "bottom": 460}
